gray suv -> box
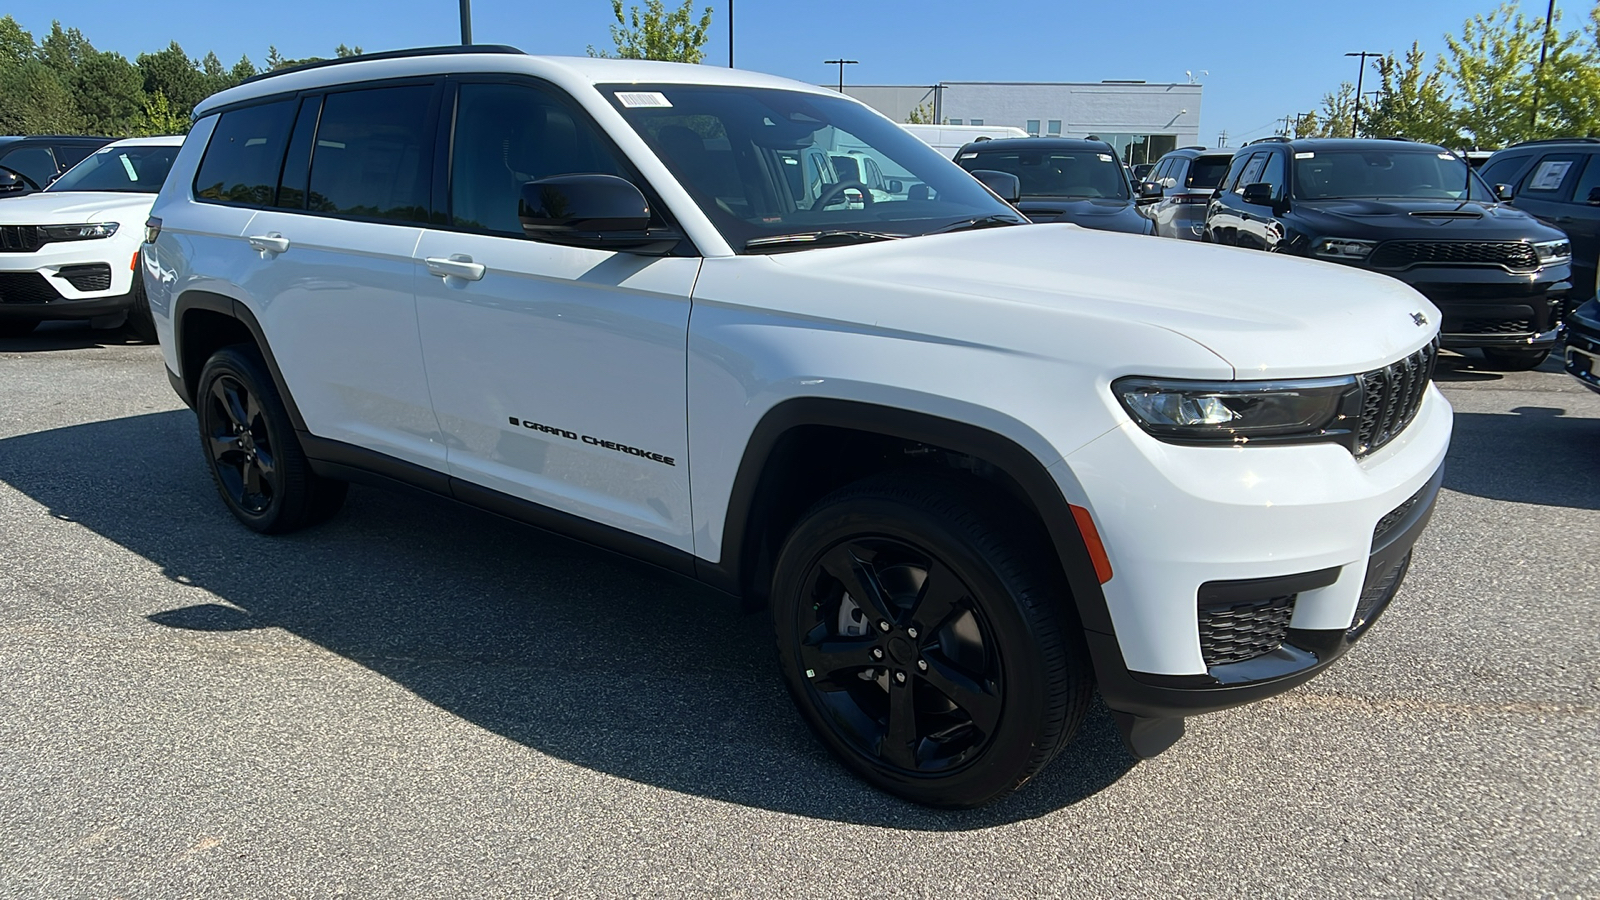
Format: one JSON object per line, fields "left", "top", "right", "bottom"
{"left": 1139, "top": 146, "right": 1234, "bottom": 240}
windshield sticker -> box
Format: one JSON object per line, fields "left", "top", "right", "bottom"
{"left": 959, "top": 152, "right": 978, "bottom": 159}
{"left": 1528, "top": 160, "right": 1572, "bottom": 190}
{"left": 1295, "top": 152, "right": 1315, "bottom": 159}
{"left": 118, "top": 154, "right": 138, "bottom": 181}
{"left": 1097, "top": 153, "right": 1113, "bottom": 162}
{"left": 1437, "top": 153, "right": 1456, "bottom": 160}
{"left": 616, "top": 91, "right": 672, "bottom": 108}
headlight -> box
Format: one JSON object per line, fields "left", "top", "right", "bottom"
{"left": 1114, "top": 376, "right": 1360, "bottom": 446}
{"left": 39, "top": 222, "right": 119, "bottom": 241}
{"left": 1533, "top": 238, "right": 1571, "bottom": 265}
{"left": 1312, "top": 237, "right": 1377, "bottom": 260}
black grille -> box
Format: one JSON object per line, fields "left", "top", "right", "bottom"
{"left": 1355, "top": 340, "right": 1437, "bottom": 456}
{"left": 1370, "top": 240, "right": 1539, "bottom": 271}
{"left": 56, "top": 263, "right": 112, "bottom": 292}
{"left": 1373, "top": 486, "right": 1426, "bottom": 544}
{"left": 0, "top": 272, "right": 61, "bottom": 304}
{"left": 1453, "top": 318, "right": 1534, "bottom": 335}
{"left": 1350, "top": 552, "right": 1410, "bottom": 636}
{"left": 1199, "top": 594, "right": 1296, "bottom": 666}
{"left": 0, "top": 225, "right": 43, "bottom": 253}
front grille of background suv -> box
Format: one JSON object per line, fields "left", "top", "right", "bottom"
{"left": 1355, "top": 339, "right": 1438, "bottom": 456}
{"left": 1369, "top": 240, "right": 1540, "bottom": 272}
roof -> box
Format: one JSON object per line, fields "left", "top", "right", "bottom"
{"left": 1267, "top": 138, "right": 1446, "bottom": 152}
{"left": 196, "top": 49, "right": 837, "bottom": 118}
{"left": 1159, "top": 146, "right": 1234, "bottom": 159}
{"left": 955, "top": 137, "right": 1115, "bottom": 152}
{"left": 0, "top": 135, "right": 113, "bottom": 144}
{"left": 99, "top": 135, "right": 186, "bottom": 148}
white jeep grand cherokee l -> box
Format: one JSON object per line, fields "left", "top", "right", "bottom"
{"left": 143, "top": 47, "right": 1452, "bottom": 808}
{"left": 0, "top": 136, "right": 182, "bottom": 340}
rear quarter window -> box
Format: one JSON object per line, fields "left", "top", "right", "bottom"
{"left": 194, "top": 100, "right": 298, "bottom": 205}
{"left": 1186, "top": 156, "right": 1232, "bottom": 190}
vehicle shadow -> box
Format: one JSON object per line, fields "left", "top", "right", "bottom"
{"left": 1444, "top": 405, "right": 1600, "bottom": 508}
{"left": 0, "top": 410, "right": 1134, "bottom": 828}
{"left": 0, "top": 320, "right": 146, "bottom": 353}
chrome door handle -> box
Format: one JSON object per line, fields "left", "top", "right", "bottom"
{"left": 247, "top": 233, "right": 290, "bottom": 254}
{"left": 425, "top": 255, "right": 486, "bottom": 281}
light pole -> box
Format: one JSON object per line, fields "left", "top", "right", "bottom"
{"left": 728, "top": 0, "right": 734, "bottom": 67}
{"left": 824, "top": 58, "right": 858, "bottom": 93}
{"left": 1344, "top": 51, "right": 1381, "bottom": 138}
{"left": 459, "top": 0, "right": 472, "bottom": 44}
{"left": 1530, "top": 0, "right": 1557, "bottom": 129}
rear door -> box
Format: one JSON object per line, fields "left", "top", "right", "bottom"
{"left": 1553, "top": 152, "right": 1600, "bottom": 301}
{"left": 411, "top": 78, "right": 698, "bottom": 551}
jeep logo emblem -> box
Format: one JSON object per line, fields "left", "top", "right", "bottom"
{"left": 1411, "top": 312, "right": 1428, "bottom": 327}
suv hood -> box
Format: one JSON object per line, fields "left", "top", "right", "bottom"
{"left": 767, "top": 224, "right": 1438, "bottom": 378}
{"left": 1293, "top": 198, "right": 1563, "bottom": 241}
{"left": 0, "top": 191, "right": 156, "bottom": 225}
{"left": 1015, "top": 198, "right": 1149, "bottom": 235}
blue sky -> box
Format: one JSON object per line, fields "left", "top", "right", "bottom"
{"left": 9, "top": 0, "right": 1570, "bottom": 144}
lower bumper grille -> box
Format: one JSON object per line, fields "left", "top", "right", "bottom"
{"left": 1350, "top": 552, "right": 1410, "bottom": 637}
{"left": 56, "top": 263, "right": 112, "bottom": 292}
{"left": 1199, "top": 595, "right": 1296, "bottom": 666}
{"left": 1453, "top": 317, "right": 1534, "bottom": 335}
{"left": 0, "top": 272, "right": 61, "bottom": 304}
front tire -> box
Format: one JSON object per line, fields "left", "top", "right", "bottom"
{"left": 770, "top": 474, "right": 1091, "bottom": 808}
{"left": 124, "top": 273, "right": 157, "bottom": 344}
{"left": 196, "top": 344, "right": 347, "bottom": 533}
{"left": 1480, "top": 347, "right": 1550, "bottom": 371}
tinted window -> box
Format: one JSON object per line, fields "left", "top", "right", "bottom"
{"left": 1567, "top": 154, "right": 1600, "bottom": 206}
{"left": 1233, "top": 152, "right": 1268, "bottom": 192}
{"left": 1186, "top": 156, "right": 1231, "bottom": 190}
{"left": 54, "top": 143, "right": 97, "bottom": 170}
{"left": 961, "top": 149, "right": 1130, "bottom": 199}
{"left": 275, "top": 97, "right": 322, "bottom": 210}
{"left": 1258, "top": 152, "right": 1286, "bottom": 194}
{"left": 1521, "top": 153, "right": 1582, "bottom": 195}
{"left": 307, "top": 85, "right": 435, "bottom": 223}
{"left": 1292, "top": 149, "right": 1491, "bottom": 201}
{"left": 1219, "top": 153, "right": 1252, "bottom": 192}
{"left": 47, "top": 144, "right": 179, "bottom": 194}
{"left": 450, "top": 82, "right": 629, "bottom": 234}
{"left": 1477, "top": 156, "right": 1526, "bottom": 190}
{"left": 0, "top": 147, "right": 58, "bottom": 185}
{"left": 195, "top": 100, "right": 297, "bottom": 205}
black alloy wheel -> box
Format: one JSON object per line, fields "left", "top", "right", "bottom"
{"left": 772, "top": 474, "right": 1091, "bottom": 808}
{"left": 196, "top": 345, "right": 346, "bottom": 533}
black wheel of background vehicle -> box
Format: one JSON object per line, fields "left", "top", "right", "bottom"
{"left": 124, "top": 270, "right": 158, "bottom": 344}
{"left": 770, "top": 474, "right": 1092, "bottom": 808}
{"left": 196, "top": 344, "right": 347, "bottom": 533}
{"left": 1479, "top": 347, "right": 1550, "bottom": 371}
{"left": 0, "top": 319, "right": 40, "bottom": 339}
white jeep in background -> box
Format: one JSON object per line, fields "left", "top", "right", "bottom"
{"left": 144, "top": 47, "right": 1451, "bottom": 808}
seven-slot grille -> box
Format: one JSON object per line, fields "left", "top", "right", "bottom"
{"left": 1199, "top": 594, "right": 1296, "bottom": 666}
{"left": 1356, "top": 340, "right": 1437, "bottom": 456}
{"left": 1369, "top": 240, "right": 1539, "bottom": 271}
{"left": 0, "top": 225, "right": 43, "bottom": 253}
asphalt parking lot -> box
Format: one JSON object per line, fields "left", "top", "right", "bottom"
{"left": 1, "top": 323, "right": 1596, "bottom": 899}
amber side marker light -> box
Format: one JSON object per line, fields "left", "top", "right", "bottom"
{"left": 1069, "top": 504, "right": 1113, "bottom": 584}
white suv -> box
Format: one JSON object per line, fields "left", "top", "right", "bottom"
{"left": 144, "top": 47, "right": 1452, "bottom": 808}
{"left": 0, "top": 136, "right": 183, "bottom": 340}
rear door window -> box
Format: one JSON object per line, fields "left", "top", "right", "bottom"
{"left": 306, "top": 84, "right": 437, "bottom": 223}
{"left": 1258, "top": 152, "right": 1286, "bottom": 196}
{"left": 194, "top": 99, "right": 298, "bottom": 205}
{"left": 1219, "top": 153, "right": 1253, "bottom": 192}
{"left": 1520, "top": 153, "right": 1583, "bottom": 197}
{"left": 1562, "top": 153, "right": 1600, "bottom": 206}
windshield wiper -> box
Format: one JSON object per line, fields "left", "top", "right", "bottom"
{"left": 744, "top": 230, "right": 903, "bottom": 252}
{"left": 927, "top": 214, "right": 1027, "bottom": 235}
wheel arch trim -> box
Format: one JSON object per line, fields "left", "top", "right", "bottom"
{"left": 171, "top": 289, "right": 306, "bottom": 432}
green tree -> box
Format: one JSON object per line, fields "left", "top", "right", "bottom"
{"left": 0, "top": 60, "right": 83, "bottom": 134}
{"left": 906, "top": 101, "right": 934, "bottom": 125}
{"left": 589, "top": 0, "right": 714, "bottom": 63}
{"left": 1361, "top": 43, "right": 1461, "bottom": 146}
{"left": 1299, "top": 83, "right": 1355, "bottom": 138}
{"left": 1441, "top": 1, "right": 1599, "bottom": 146}
{"left": 0, "top": 15, "right": 34, "bottom": 70}
{"left": 229, "top": 54, "right": 258, "bottom": 82}
{"left": 133, "top": 89, "right": 188, "bottom": 136}
{"left": 137, "top": 42, "right": 208, "bottom": 115}
{"left": 38, "top": 22, "right": 92, "bottom": 75}
{"left": 71, "top": 50, "right": 148, "bottom": 135}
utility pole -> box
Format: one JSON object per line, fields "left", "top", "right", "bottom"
{"left": 728, "top": 0, "right": 734, "bottom": 67}
{"left": 1530, "top": 0, "right": 1557, "bottom": 129}
{"left": 932, "top": 83, "right": 944, "bottom": 125}
{"left": 824, "top": 58, "right": 858, "bottom": 93}
{"left": 459, "top": 0, "right": 472, "bottom": 45}
{"left": 1345, "top": 51, "right": 1381, "bottom": 138}
{"left": 1218, "top": 130, "right": 1229, "bottom": 148}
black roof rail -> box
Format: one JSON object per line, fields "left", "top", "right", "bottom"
{"left": 1508, "top": 136, "right": 1600, "bottom": 147}
{"left": 1245, "top": 135, "right": 1291, "bottom": 145}
{"left": 240, "top": 44, "right": 524, "bottom": 85}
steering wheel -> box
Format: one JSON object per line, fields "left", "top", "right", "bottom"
{"left": 811, "top": 180, "right": 875, "bottom": 211}
{"left": 0, "top": 165, "right": 41, "bottom": 193}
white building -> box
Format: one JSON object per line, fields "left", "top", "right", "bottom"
{"left": 838, "top": 81, "right": 1204, "bottom": 165}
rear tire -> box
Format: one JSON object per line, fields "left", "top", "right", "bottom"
{"left": 0, "top": 319, "right": 39, "bottom": 338}
{"left": 1479, "top": 347, "right": 1550, "bottom": 371}
{"left": 770, "top": 473, "right": 1091, "bottom": 808}
{"left": 196, "top": 344, "right": 347, "bottom": 533}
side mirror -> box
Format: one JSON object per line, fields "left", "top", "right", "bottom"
{"left": 1495, "top": 183, "right": 1514, "bottom": 203}
{"left": 1241, "top": 182, "right": 1275, "bottom": 207}
{"left": 1586, "top": 186, "right": 1600, "bottom": 206}
{"left": 1137, "top": 181, "right": 1164, "bottom": 203}
{"left": 886, "top": 179, "right": 903, "bottom": 193}
{"left": 970, "top": 168, "right": 1021, "bottom": 203}
{"left": 518, "top": 174, "right": 677, "bottom": 254}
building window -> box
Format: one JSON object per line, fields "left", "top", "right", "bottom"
{"left": 948, "top": 118, "right": 963, "bottom": 125}
{"left": 970, "top": 118, "right": 983, "bottom": 126}
{"left": 1047, "top": 119, "right": 1062, "bottom": 135}
{"left": 1026, "top": 119, "right": 1040, "bottom": 136}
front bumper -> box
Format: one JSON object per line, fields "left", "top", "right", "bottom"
{"left": 1381, "top": 263, "right": 1569, "bottom": 350}
{"left": 1563, "top": 301, "right": 1600, "bottom": 394}
{"left": 0, "top": 236, "right": 140, "bottom": 322}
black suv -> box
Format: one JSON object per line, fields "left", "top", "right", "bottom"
{"left": 1478, "top": 138, "right": 1600, "bottom": 307}
{"left": 1205, "top": 137, "right": 1572, "bottom": 370}
{"left": 955, "top": 138, "right": 1155, "bottom": 234}
{"left": 0, "top": 136, "right": 114, "bottom": 196}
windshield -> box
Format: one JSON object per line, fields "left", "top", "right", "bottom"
{"left": 605, "top": 84, "right": 1018, "bottom": 250}
{"left": 1292, "top": 149, "right": 1492, "bottom": 202}
{"left": 1186, "top": 156, "right": 1232, "bottom": 190}
{"left": 46, "top": 144, "right": 179, "bottom": 194}
{"left": 958, "top": 148, "right": 1130, "bottom": 200}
